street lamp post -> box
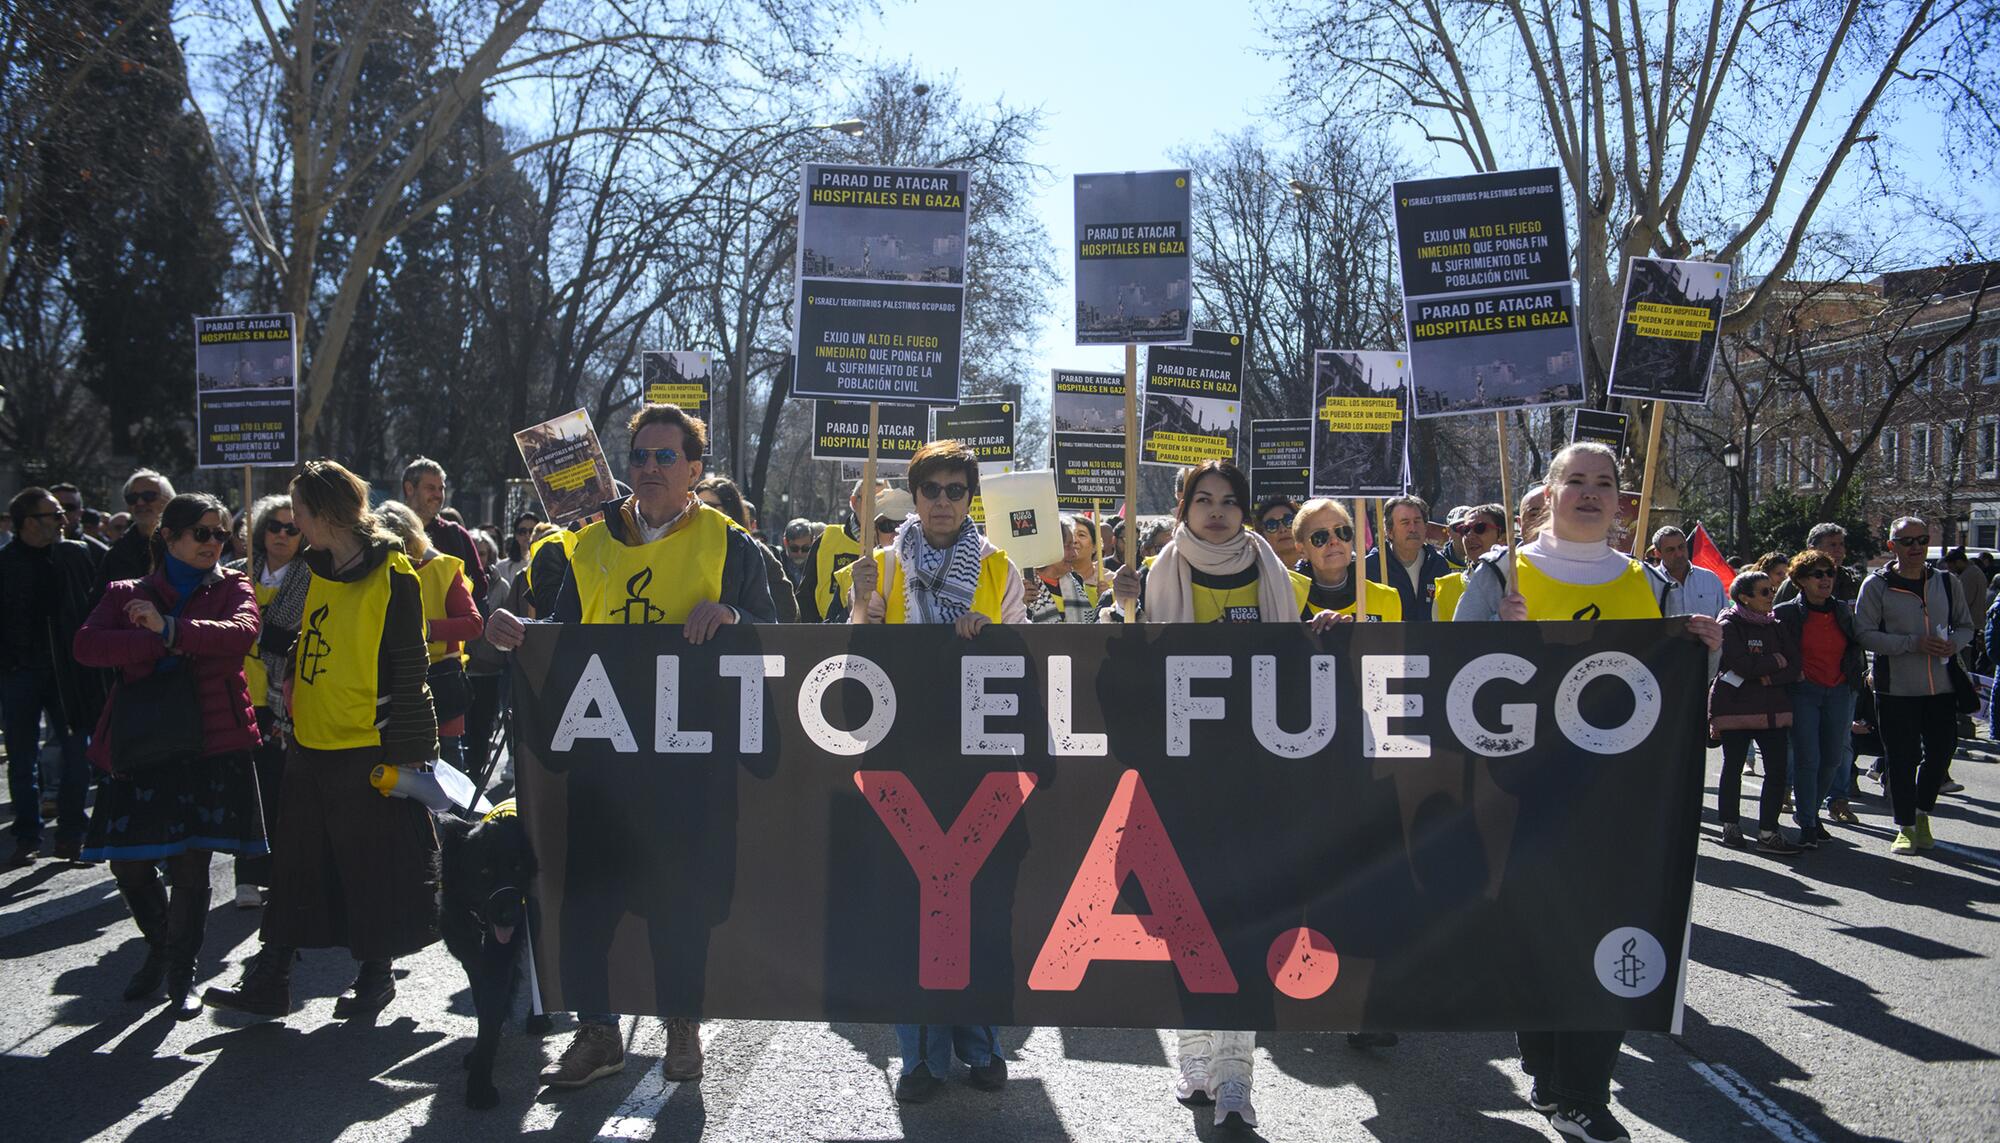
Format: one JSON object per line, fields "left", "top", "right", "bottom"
{"left": 728, "top": 117, "right": 868, "bottom": 482}
{"left": 1721, "top": 441, "right": 1743, "bottom": 558}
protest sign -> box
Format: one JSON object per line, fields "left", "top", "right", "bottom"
{"left": 1053, "top": 432, "right": 1125, "bottom": 509}
{"left": 1310, "top": 351, "right": 1410, "bottom": 497}
{"left": 933, "top": 399, "right": 1016, "bottom": 468}
{"left": 791, "top": 164, "right": 968, "bottom": 405}
{"left": 1572, "top": 408, "right": 1630, "bottom": 453}
{"left": 1605, "top": 257, "right": 1733, "bottom": 404}
{"left": 1141, "top": 330, "right": 1245, "bottom": 467}
{"left": 1073, "top": 171, "right": 1193, "bottom": 346}
{"left": 1392, "top": 168, "right": 1584, "bottom": 417}
{"left": 513, "top": 409, "right": 617, "bottom": 527}
{"left": 1051, "top": 369, "right": 1127, "bottom": 434}
{"left": 641, "top": 351, "right": 714, "bottom": 423}
{"left": 1249, "top": 419, "right": 1312, "bottom": 503}
{"left": 194, "top": 313, "right": 299, "bottom": 468}
{"left": 814, "top": 401, "right": 925, "bottom": 462}
{"left": 514, "top": 619, "right": 1705, "bottom": 1032}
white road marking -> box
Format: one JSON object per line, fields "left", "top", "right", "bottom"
{"left": 1690, "top": 1061, "right": 1825, "bottom": 1143}
{"left": 594, "top": 1066, "right": 678, "bottom": 1140}
{"left": 1931, "top": 839, "right": 2000, "bottom": 871}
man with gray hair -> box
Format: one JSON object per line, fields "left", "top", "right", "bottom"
{"left": 96, "top": 468, "right": 176, "bottom": 595}
{"left": 1652, "top": 526, "right": 1727, "bottom": 620}
{"left": 1776, "top": 523, "right": 1861, "bottom": 604}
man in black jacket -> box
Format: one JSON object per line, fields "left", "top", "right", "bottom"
{"left": 96, "top": 468, "right": 174, "bottom": 597}
{"left": 2, "top": 489, "right": 106, "bottom": 866}
{"left": 1362, "top": 495, "right": 1456, "bottom": 622}
{"left": 402, "top": 457, "right": 490, "bottom": 614}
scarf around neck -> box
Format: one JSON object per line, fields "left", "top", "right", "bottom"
{"left": 896, "top": 515, "right": 985, "bottom": 625}
{"left": 1144, "top": 522, "right": 1299, "bottom": 624}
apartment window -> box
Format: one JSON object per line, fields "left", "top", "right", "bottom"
{"left": 1981, "top": 418, "right": 2000, "bottom": 480}
{"left": 1981, "top": 342, "right": 1998, "bottom": 383}
{"left": 1828, "top": 366, "right": 1845, "bottom": 402}
{"left": 1947, "top": 425, "right": 1966, "bottom": 480}
{"left": 1883, "top": 429, "right": 1900, "bottom": 480}
{"left": 1948, "top": 349, "right": 1965, "bottom": 387}
{"left": 1856, "top": 362, "right": 1871, "bottom": 400}
{"left": 1911, "top": 425, "right": 1932, "bottom": 474}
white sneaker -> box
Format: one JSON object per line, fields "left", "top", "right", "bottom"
{"left": 234, "top": 884, "right": 264, "bottom": 909}
{"left": 1174, "top": 1054, "right": 1213, "bottom": 1104}
{"left": 1214, "top": 1077, "right": 1258, "bottom": 1128}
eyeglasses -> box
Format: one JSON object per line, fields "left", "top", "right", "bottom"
{"left": 265, "top": 520, "right": 299, "bottom": 536}
{"left": 1453, "top": 520, "right": 1497, "bottom": 537}
{"left": 182, "top": 526, "right": 227, "bottom": 544}
{"left": 875, "top": 517, "right": 899, "bottom": 534}
{"left": 1800, "top": 568, "right": 1834, "bottom": 580}
{"left": 125, "top": 489, "right": 161, "bottom": 506}
{"left": 785, "top": 542, "right": 813, "bottom": 554}
{"left": 628, "top": 447, "right": 680, "bottom": 468}
{"left": 1307, "top": 525, "right": 1355, "bottom": 549}
{"left": 917, "top": 481, "right": 970, "bottom": 503}
{"left": 1745, "top": 586, "right": 1776, "bottom": 599}
{"left": 1258, "top": 514, "right": 1296, "bottom": 533}
{"left": 1891, "top": 535, "right": 1929, "bottom": 548}
{"left": 26, "top": 510, "right": 65, "bottom": 522}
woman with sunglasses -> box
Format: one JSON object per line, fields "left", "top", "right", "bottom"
{"left": 1253, "top": 496, "right": 1300, "bottom": 566}
{"left": 224, "top": 494, "right": 305, "bottom": 909}
{"left": 1710, "top": 570, "right": 1804, "bottom": 855}
{"left": 1773, "top": 550, "right": 1867, "bottom": 843}
{"left": 1854, "top": 515, "right": 1974, "bottom": 855}
{"left": 1454, "top": 442, "right": 1718, "bottom": 1143}
{"left": 849, "top": 441, "right": 1022, "bottom": 1103}
{"left": 75, "top": 493, "right": 266, "bottom": 1018}
{"left": 1433, "top": 503, "right": 1507, "bottom": 621}
{"left": 1289, "top": 498, "right": 1399, "bottom": 624}
{"left": 206, "top": 459, "right": 440, "bottom": 1023}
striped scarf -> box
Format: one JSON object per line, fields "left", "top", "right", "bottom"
{"left": 899, "top": 515, "right": 984, "bottom": 625}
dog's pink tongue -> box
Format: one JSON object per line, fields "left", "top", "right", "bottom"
{"left": 492, "top": 923, "right": 515, "bottom": 945}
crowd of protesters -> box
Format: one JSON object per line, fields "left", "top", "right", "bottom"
{"left": 3, "top": 406, "right": 1994, "bottom": 1143}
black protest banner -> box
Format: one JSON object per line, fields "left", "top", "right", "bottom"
{"left": 642, "top": 351, "right": 714, "bottom": 424}
{"left": 934, "top": 399, "right": 1016, "bottom": 467}
{"left": 1142, "top": 330, "right": 1245, "bottom": 467}
{"left": 1572, "top": 408, "right": 1630, "bottom": 453}
{"left": 1249, "top": 419, "right": 1312, "bottom": 502}
{"left": 195, "top": 313, "right": 299, "bottom": 468}
{"left": 514, "top": 409, "right": 618, "bottom": 528}
{"left": 1605, "top": 257, "right": 1733, "bottom": 405}
{"left": 1392, "top": 168, "right": 1584, "bottom": 417}
{"left": 1074, "top": 170, "right": 1193, "bottom": 346}
{"left": 813, "top": 401, "right": 926, "bottom": 462}
{"left": 513, "top": 620, "right": 1705, "bottom": 1033}
{"left": 1310, "top": 350, "right": 1410, "bottom": 498}
{"left": 1053, "top": 432, "right": 1125, "bottom": 510}
{"left": 792, "top": 164, "right": 968, "bottom": 405}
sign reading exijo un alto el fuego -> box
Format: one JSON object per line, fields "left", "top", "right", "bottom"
{"left": 512, "top": 621, "right": 1706, "bottom": 1033}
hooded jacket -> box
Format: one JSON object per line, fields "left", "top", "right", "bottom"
{"left": 1853, "top": 565, "right": 1974, "bottom": 697}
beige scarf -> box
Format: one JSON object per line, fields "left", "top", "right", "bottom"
{"left": 1143, "top": 522, "right": 1298, "bottom": 623}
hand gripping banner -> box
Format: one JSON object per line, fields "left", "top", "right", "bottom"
{"left": 511, "top": 620, "right": 1705, "bottom": 1032}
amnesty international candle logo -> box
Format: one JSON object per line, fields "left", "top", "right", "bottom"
{"left": 1594, "top": 927, "right": 1668, "bottom": 998}
{"left": 298, "top": 604, "right": 332, "bottom": 684}
{"left": 616, "top": 567, "right": 667, "bottom": 625}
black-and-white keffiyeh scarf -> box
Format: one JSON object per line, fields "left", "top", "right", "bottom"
{"left": 898, "top": 515, "right": 984, "bottom": 626}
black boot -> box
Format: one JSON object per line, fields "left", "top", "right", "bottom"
{"left": 163, "top": 882, "right": 211, "bottom": 1020}
{"left": 202, "top": 944, "right": 293, "bottom": 1018}
{"left": 116, "top": 872, "right": 170, "bottom": 1002}
{"left": 333, "top": 959, "right": 396, "bottom": 1019}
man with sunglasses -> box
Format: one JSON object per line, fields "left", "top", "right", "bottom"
{"left": 795, "top": 478, "right": 890, "bottom": 623}
{"left": 1774, "top": 523, "right": 1861, "bottom": 605}
{"left": 780, "top": 519, "right": 817, "bottom": 590}
{"left": 1363, "top": 494, "right": 1454, "bottom": 622}
{"left": 0, "top": 488, "right": 104, "bottom": 866}
{"left": 95, "top": 468, "right": 174, "bottom": 597}
{"left": 487, "top": 402, "right": 774, "bottom": 1092}
{"left": 1854, "top": 516, "right": 1975, "bottom": 855}
{"left": 1432, "top": 504, "right": 1506, "bottom": 620}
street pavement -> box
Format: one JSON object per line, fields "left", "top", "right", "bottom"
{"left": 2, "top": 746, "right": 1996, "bottom": 1142}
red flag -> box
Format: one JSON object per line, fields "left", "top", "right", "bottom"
{"left": 1690, "top": 523, "right": 1735, "bottom": 587}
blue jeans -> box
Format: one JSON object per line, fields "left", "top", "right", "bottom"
{"left": 2, "top": 668, "right": 89, "bottom": 845}
{"left": 1791, "top": 680, "right": 1856, "bottom": 831}
{"left": 896, "top": 1023, "right": 998, "bottom": 1077}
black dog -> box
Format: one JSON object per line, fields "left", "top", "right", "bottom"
{"left": 437, "top": 805, "right": 551, "bottom": 1109}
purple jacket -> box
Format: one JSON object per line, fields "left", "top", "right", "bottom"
{"left": 1708, "top": 605, "right": 1800, "bottom": 732}
{"left": 74, "top": 566, "right": 262, "bottom": 770}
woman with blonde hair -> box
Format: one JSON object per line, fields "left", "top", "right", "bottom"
{"left": 206, "top": 459, "right": 439, "bottom": 1022}
{"left": 1289, "top": 498, "right": 1399, "bottom": 625}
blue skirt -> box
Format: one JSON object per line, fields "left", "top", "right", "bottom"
{"left": 83, "top": 750, "right": 269, "bottom": 861}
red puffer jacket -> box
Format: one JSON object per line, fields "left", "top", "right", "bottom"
{"left": 75, "top": 566, "right": 262, "bottom": 771}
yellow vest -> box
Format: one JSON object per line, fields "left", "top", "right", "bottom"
{"left": 873, "top": 546, "right": 1012, "bottom": 624}
{"left": 1184, "top": 568, "right": 1269, "bottom": 623}
{"left": 293, "top": 550, "right": 417, "bottom": 750}
{"left": 521, "top": 528, "right": 577, "bottom": 595}
{"left": 1433, "top": 571, "right": 1467, "bottom": 621}
{"left": 812, "top": 524, "right": 863, "bottom": 619}
{"left": 1290, "top": 569, "right": 1402, "bottom": 621}
{"left": 413, "top": 552, "right": 469, "bottom": 664}
{"left": 1515, "top": 557, "right": 1663, "bottom": 621}
{"left": 243, "top": 573, "right": 282, "bottom": 709}
{"left": 570, "top": 504, "right": 731, "bottom": 625}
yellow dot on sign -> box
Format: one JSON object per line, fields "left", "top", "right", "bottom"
{"left": 1231, "top": 336, "right": 1241, "bottom": 345}
{"left": 1396, "top": 359, "right": 1406, "bottom": 368}
{"left": 1176, "top": 177, "right": 1187, "bottom": 187}
{"left": 1226, "top": 405, "right": 1236, "bottom": 413}
{"left": 1002, "top": 404, "right": 1011, "bottom": 412}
